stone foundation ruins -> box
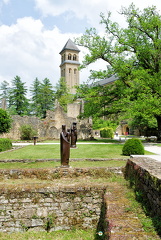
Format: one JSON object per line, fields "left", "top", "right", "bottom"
{"left": 1, "top": 102, "right": 93, "bottom": 140}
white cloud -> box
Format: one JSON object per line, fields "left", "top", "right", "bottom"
{"left": 0, "top": 17, "right": 91, "bottom": 95}
{"left": 34, "top": 0, "right": 161, "bottom": 29}
{"left": 1, "top": 0, "right": 161, "bottom": 96}
{"left": 2, "top": 0, "right": 10, "bottom": 4}
{"left": 34, "top": 0, "right": 111, "bottom": 29}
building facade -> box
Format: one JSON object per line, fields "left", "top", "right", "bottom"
{"left": 59, "top": 39, "right": 80, "bottom": 94}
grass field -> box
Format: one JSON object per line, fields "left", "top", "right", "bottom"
{"left": 0, "top": 229, "right": 95, "bottom": 240}
{"left": 0, "top": 141, "right": 151, "bottom": 161}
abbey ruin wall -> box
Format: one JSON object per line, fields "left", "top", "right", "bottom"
{"left": 1, "top": 103, "right": 92, "bottom": 140}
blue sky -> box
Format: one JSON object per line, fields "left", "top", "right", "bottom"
{"left": 0, "top": 0, "right": 161, "bottom": 94}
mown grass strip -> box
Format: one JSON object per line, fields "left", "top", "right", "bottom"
{"left": 0, "top": 143, "right": 134, "bottom": 160}
{"left": 0, "top": 229, "right": 95, "bottom": 240}
{"left": 0, "top": 160, "right": 126, "bottom": 169}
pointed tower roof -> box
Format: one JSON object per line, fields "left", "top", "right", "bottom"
{"left": 59, "top": 39, "right": 80, "bottom": 54}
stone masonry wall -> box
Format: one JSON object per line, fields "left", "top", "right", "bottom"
{"left": 0, "top": 185, "right": 106, "bottom": 232}
{"left": 1, "top": 104, "right": 93, "bottom": 140}
{"left": 124, "top": 157, "right": 161, "bottom": 217}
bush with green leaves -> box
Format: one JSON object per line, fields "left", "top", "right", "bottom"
{"left": 122, "top": 138, "right": 144, "bottom": 156}
{"left": 100, "top": 127, "right": 114, "bottom": 139}
{"left": 19, "top": 124, "right": 37, "bottom": 140}
{"left": 92, "top": 118, "right": 117, "bottom": 131}
{"left": 0, "top": 108, "right": 12, "bottom": 134}
{"left": 0, "top": 138, "right": 12, "bottom": 152}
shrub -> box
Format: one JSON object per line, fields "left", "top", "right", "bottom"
{"left": 0, "top": 108, "right": 12, "bottom": 134}
{"left": 19, "top": 124, "right": 37, "bottom": 140}
{"left": 93, "top": 118, "right": 118, "bottom": 131}
{"left": 100, "top": 127, "right": 114, "bottom": 139}
{"left": 0, "top": 138, "right": 12, "bottom": 152}
{"left": 122, "top": 138, "right": 144, "bottom": 156}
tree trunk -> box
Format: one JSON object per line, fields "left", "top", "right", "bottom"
{"left": 156, "top": 115, "right": 161, "bottom": 140}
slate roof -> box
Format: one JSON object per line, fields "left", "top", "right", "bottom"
{"left": 94, "top": 75, "right": 117, "bottom": 86}
{"left": 60, "top": 39, "right": 80, "bottom": 54}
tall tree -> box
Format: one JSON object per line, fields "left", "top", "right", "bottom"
{"left": 30, "top": 77, "right": 41, "bottom": 116}
{"left": 54, "top": 77, "right": 74, "bottom": 112}
{"left": 39, "top": 78, "right": 55, "bottom": 118}
{"left": 75, "top": 4, "right": 161, "bottom": 139}
{"left": 8, "top": 76, "right": 29, "bottom": 116}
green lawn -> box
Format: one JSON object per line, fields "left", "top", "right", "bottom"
{"left": 0, "top": 142, "right": 153, "bottom": 161}
{"left": 0, "top": 229, "right": 95, "bottom": 240}
{"left": 0, "top": 143, "right": 126, "bottom": 160}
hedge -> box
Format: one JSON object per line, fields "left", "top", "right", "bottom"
{"left": 0, "top": 138, "right": 12, "bottom": 152}
{"left": 100, "top": 127, "right": 114, "bottom": 139}
{"left": 122, "top": 138, "right": 144, "bottom": 156}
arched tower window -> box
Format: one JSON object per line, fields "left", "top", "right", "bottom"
{"left": 69, "top": 68, "right": 72, "bottom": 73}
{"left": 73, "top": 54, "right": 77, "bottom": 61}
{"left": 68, "top": 54, "right": 72, "bottom": 60}
{"left": 74, "top": 69, "right": 77, "bottom": 74}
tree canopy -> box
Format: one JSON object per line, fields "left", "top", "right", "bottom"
{"left": 54, "top": 78, "right": 74, "bottom": 112}
{"left": 8, "top": 76, "right": 29, "bottom": 116}
{"left": 0, "top": 108, "right": 12, "bottom": 134}
{"left": 75, "top": 4, "right": 161, "bottom": 138}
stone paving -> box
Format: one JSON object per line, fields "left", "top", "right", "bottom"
{"left": 132, "top": 144, "right": 161, "bottom": 162}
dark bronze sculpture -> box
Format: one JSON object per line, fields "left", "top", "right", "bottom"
{"left": 71, "top": 122, "right": 77, "bottom": 148}
{"left": 60, "top": 125, "right": 70, "bottom": 167}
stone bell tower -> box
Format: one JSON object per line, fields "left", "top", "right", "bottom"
{"left": 59, "top": 39, "right": 80, "bottom": 94}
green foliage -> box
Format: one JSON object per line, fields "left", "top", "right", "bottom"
{"left": 54, "top": 78, "right": 74, "bottom": 112}
{"left": 8, "top": 76, "right": 29, "bottom": 116}
{"left": 19, "top": 124, "right": 37, "bottom": 140}
{"left": 122, "top": 138, "right": 144, "bottom": 156}
{"left": 128, "top": 114, "right": 157, "bottom": 136}
{"left": 75, "top": 5, "right": 161, "bottom": 139}
{"left": 100, "top": 127, "right": 114, "bottom": 138}
{"left": 30, "top": 78, "right": 42, "bottom": 117}
{"left": 39, "top": 78, "right": 55, "bottom": 118}
{"left": 30, "top": 78, "right": 55, "bottom": 118}
{"left": 0, "top": 138, "right": 12, "bottom": 152}
{"left": 93, "top": 118, "right": 118, "bottom": 131}
{"left": 0, "top": 108, "right": 12, "bottom": 134}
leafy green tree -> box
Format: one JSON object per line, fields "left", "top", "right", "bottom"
{"left": 8, "top": 76, "right": 29, "bottom": 116}
{"left": 75, "top": 4, "right": 161, "bottom": 139}
{"left": 0, "top": 108, "right": 12, "bottom": 134}
{"left": 54, "top": 77, "right": 74, "bottom": 111}
{"left": 30, "top": 78, "right": 42, "bottom": 116}
{"left": 39, "top": 78, "right": 55, "bottom": 118}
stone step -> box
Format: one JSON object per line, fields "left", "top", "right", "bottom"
{"left": 104, "top": 183, "right": 160, "bottom": 240}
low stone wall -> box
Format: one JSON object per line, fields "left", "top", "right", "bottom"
{"left": 0, "top": 167, "right": 123, "bottom": 180}
{"left": 0, "top": 185, "right": 106, "bottom": 232}
{"left": 124, "top": 157, "right": 161, "bottom": 216}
